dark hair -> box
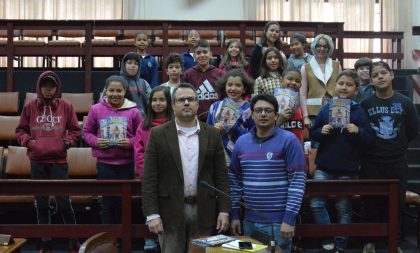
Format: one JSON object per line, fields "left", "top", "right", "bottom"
{"left": 104, "top": 75, "right": 133, "bottom": 101}
{"left": 219, "top": 39, "right": 249, "bottom": 71}
{"left": 186, "top": 29, "right": 200, "bottom": 38}
{"left": 260, "top": 21, "right": 282, "bottom": 50}
{"left": 290, "top": 33, "right": 308, "bottom": 47}
{"left": 259, "top": 47, "right": 286, "bottom": 78}
{"left": 354, "top": 57, "right": 373, "bottom": 70}
{"left": 250, "top": 94, "right": 279, "bottom": 113}
{"left": 216, "top": 69, "right": 254, "bottom": 98}
{"left": 142, "top": 86, "right": 173, "bottom": 130}
{"left": 171, "top": 82, "right": 198, "bottom": 103}
{"left": 336, "top": 69, "right": 359, "bottom": 86}
{"left": 123, "top": 52, "right": 140, "bottom": 66}
{"left": 135, "top": 31, "right": 149, "bottom": 39}
{"left": 165, "top": 53, "right": 184, "bottom": 72}
{"left": 370, "top": 61, "right": 392, "bottom": 77}
{"left": 193, "top": 39, "right": 211, "bottom": 51}
{"left": 282, "top": 66, "right": 301, "bottom": 78}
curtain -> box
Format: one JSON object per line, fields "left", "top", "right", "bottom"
{"left": 253, "top": 0, "right": 396, "bottom": 68}
{"left": 0, "top": 0, "right": 123, "bottom": 68}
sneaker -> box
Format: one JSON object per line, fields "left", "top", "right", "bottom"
{"left": 398, "top": 247, "right": 403, "bottom": 253}
{"left": 362, "top": 243, "right": 376, "bottom": 253}
{"left": 321, "top": 243, "right": 335, "bottom": 253}
{"left": 39, "top": 249, "right": 52, "bottom": 253}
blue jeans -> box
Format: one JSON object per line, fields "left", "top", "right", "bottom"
{"left": 309, "top": 169, "right": 358, "bottom": 250}
{"left": 242, "top": 220, "right": 292, "bottom": 253}
{"left": 96, "top": 162, "right": 134, "bottom": 224}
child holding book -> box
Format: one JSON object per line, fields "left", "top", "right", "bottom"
{"left": 277, "top": 67, "right": 305, "bottom": 143}
{"left": 134, "top": 86, "right": 173, "bottom": 252}
{"left": 253, "top": 47, "right": 287, "bottom": 96}
{"left": 219, "top": 39, "right": 249, "bottom": 73}
{"left": 309, "top": 70, "right": 374, "bottom": 253}
{"left": 206, "top": 69, "right": 254, "bottom": 162}
{"left": 83, "top": 75, "right": 142, "bottom": 224}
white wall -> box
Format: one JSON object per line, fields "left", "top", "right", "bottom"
{"left": 124, "top": 0, "right": 249, "bottom": 20}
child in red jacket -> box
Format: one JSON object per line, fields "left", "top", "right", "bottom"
{"left": 16, "top": 71, "right": 81, "bottom": 253}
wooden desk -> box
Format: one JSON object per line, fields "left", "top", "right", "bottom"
{"left": 0, "top": 238, "right": 26, "bottom": 253}
{"left": 189, "top": 236, "right": 268, "bottom": 253}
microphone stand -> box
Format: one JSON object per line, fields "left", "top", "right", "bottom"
{"left": 200, "top": 181, "right": 276, "bottom": 253}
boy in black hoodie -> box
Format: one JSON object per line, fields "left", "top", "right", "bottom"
{"left": 16, "top": 71, "right": 81, "bottom": 253}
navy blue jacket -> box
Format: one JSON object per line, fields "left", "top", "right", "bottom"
{"left": 310, "top": 101, "right": 374, "bottom": 174}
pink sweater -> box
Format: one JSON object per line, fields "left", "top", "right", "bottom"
{"left": 133, "top": 117, "right": 169, "bottom": 177}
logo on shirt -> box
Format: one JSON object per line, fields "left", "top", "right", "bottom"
{"left": 266, "top": 152, "right": 273, "bottom": 160}
{"left": 370, "top": 115, "right": 400, "bottom": 140}
{"left": 197, "top": 80, "right": 218, "bottom": 100}
{"left": 36, "top": 114, "right": 62, "bottom": 131}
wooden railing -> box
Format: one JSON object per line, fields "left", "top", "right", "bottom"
{"left": 0, "top": 20, "right": 404, "bottom": 93}
{"left": 0, "top": 179, "right": 399, "bottom": 253}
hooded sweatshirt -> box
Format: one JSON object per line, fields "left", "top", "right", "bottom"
{"left": 16, "top": 71, "right": 81, "bottom": 163}
{"left": 82, "top": 98, "right": 142, "bottom": 165}
{"left": 120, "top": 52, "right": 152, "bottom": 117}
{"left": 182, "top": 64, "right": 224, "bottom": 116}
{"left": 133, "top": 117, "right": 169, "bottom": 177}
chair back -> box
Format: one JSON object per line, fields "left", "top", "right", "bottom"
{"left": 0, "top": 92, "right": 19, "bottom": 114}
{"left": 67, "top": 147, "right": 97, "bottom": 178}
{"left": 24, "top": 92, "right": 37, "bottom": 105}
{"left": 78, "top": 232, "right": 117, "bottom": 253}
{"left": 61, "top": 93, "right": 93, "bottom": 114}
{"left": 4, "top": 146, "right": 30, "bottom": 177}
{"left": 0, "top": 116, "right": 20, "bottom": 141}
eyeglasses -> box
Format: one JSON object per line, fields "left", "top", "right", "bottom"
{"left": 316, "top": 45, "right": 329, "bottom": 50}
{"left": 174, "top": 96, "right": 197, "bottom": 104}
{"left": 253, "top": 107, "right": 275, "bottom": 115}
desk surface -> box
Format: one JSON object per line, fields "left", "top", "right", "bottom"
{"left": 189, "top": 236, "right": 268, "bottom": 253}
{"left": 0, "top": 238, "right": 26, "bottom": 253}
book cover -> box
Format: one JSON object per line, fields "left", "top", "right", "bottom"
{"left": 274, "top": 87, "right": 299, "bottom": 114}
{"left": 215, "top": 99, "right": 241, "bottom": 133}
{"left": 191, "top": 235, "right": 237, "bottom": 248}
{"left": 329, "top": 98, "right": 351, "bottom": 129}
{"left": 99, "top": 116, "right": 128, "bottom": 146}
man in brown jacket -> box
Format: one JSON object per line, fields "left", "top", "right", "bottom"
{"left": 142, "top": 83, "right": 231, "bottom": 253}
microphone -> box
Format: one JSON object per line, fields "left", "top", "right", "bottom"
{"left": 200, "top": 180, "right": 276, "bottom": 253}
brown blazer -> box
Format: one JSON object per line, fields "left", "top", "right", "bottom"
{"left": 142, "top": 120, "right": 231, "bottom": 232}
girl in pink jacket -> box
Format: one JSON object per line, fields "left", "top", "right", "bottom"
{"left": 134, "top": 86, "right": 173, "bottom": 178}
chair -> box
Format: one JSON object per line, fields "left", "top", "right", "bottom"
{"left": 24, "top": 92, "right": 37, "bottom": 105}
{"left": 78, "top": 232, "right": 117, "bottom": 253}
{"left": 0, "top": 146, "right": 34, "bottom": 204}
{"left": 67, "top": 147, "right": 97, "bottom": 179}
{"left": 404, "top": 190, "right": 420, "bottom": 248}
{"left": 117, "top": 30, "right": 152, "bottom": 46}
{"left": 0, "top": 29, "right": 20, "bottom": 46}
{"left": 224, "top": 30, "right": 255, "bottom": 47}
{"left": 67, "top": 147, "right": 97, "bottom": 210}
{"left": 61, "top": 93, "right": 93, "bottom": 115}
{"left": 154, "top": 30, "right": 184, "bottom": 46}
{"left": 85, "top": 30, "right": 120, "bottom": 46}
{"left": 197, "top": 30, "right": 219, "bottom": 46}
{"left": 48, "top": 30, "right": 85, "bottom": 47}
{"left": 0, "top": 92, "right": 19, "bottom": 115}
{"left": 0, "top": 116, "right": 20, "bottom": 142}
{"left": 14, "top": 30, "right": 52, "bottom": 67}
